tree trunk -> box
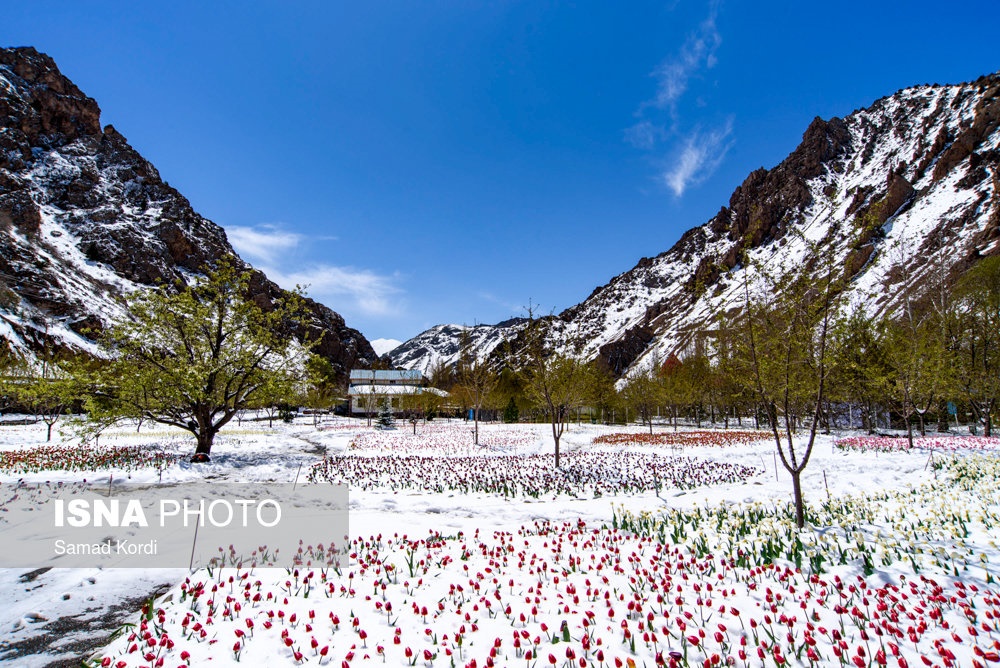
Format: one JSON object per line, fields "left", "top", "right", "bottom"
{"left": 791, "top": 469, "right": 805, "bottom": 529}
{"left": 192, "top": 430, "right": 214, "bottom": 462}
{"left": 551, "top": 405, "right": 564, "bottom": 468}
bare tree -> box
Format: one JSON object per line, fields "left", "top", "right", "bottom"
{"left": 521, "top": 310, "right": 587, "bottom": 468}
{"left": 455, "top": 326, "right": 498, "bottom": 445}
{"left": 620, "top": 358, "right": 663, "bottom": 434}
{"left": 739, "top": 244, "right": 842, "bottom": 528}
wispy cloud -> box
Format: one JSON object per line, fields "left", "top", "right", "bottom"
{"left": 624, "top": 121, "right": 665, "bottom": 150}
{"left": 228, "top": 224, "right": 303, "bottom": 265}
{"left": 264, "top": 263, "right": 403, "bottom": 317}
{"left": 476, "top": 291, "right": 523, "bottom": 315}
{"left": 229, "top": 223, "right": 402, "bottom": 318}
{"left": 627, "top": 1, "right": 730, "bottom": 198}
{"left": 647, "top": 4, "right": 721, "bottom": 113}
{"left": 661, "top": 119, "right": 734, "bottom": 197}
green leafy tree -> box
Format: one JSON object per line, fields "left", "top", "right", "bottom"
{"left": 712, "top": 311, "right": 752, "bottom": 428}
{"left": 0, "top": 343, "right": 22, "bottom": 414}
{"left": 878, "top": 242, "right": 954, "bottom": 442}
{"left": 11, "top": 343, "right": 83, "bottom": 441}
{"left": 621, "top": 360, "right": 663, "bottom": 434}
{"left": 398, "top": 382, "right": 446, "bottom": 422}
{"left": 583, "top": 360, "right": 618, "bottom": 424}
{"left": 492, "top": 365, "right": 525, "bottom": 418}
{"left": 952, "top": 256, "right": 1000, "bottom": 435}
{"left": 883, "top": 316, "right": 949, "bottom": 443}
{"left": 301, "top": 354, "right": 343, "bottom": 426}
{"left": 676, "top": 349, "right": 711, "bottom": 426}
{"left": 502, "top": 396, "right": 520, "bottom": 423}
{"left": 248, "top": 368, "right": 302, "bottom": 428}
{"left": 659, "top": 353, "right": 687, "bottom": 430}
{"left": 92, "top": 257, "right": 313, "bottom": 461}
{"left": 829, "top": 308, "right": 891, "bottom": 433}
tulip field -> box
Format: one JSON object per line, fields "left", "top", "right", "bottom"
{"left": 0, "top": 443, "right": 178, "bottom": 476}
{"left": 306, "top": 451, "right": 759, "bottom": 496}
{"left": 2, "top": 418, "right": 1000, "bottom": 667}
{"left": 835, "top": 435, "right": 1000, "bottom": 454}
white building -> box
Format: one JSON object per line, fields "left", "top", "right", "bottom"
{"left": 347, "top": 369, "right": 448, "bottom": 415}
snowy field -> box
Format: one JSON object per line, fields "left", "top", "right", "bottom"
{"left": 1, "top": 416, "right": 999, "bottom": 667}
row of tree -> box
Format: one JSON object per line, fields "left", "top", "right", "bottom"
{"left": 427, "top": 246, "right": 1000, "bottom": 527}
{"left": 2, "top": 249, "right": 998, "bottom": 527}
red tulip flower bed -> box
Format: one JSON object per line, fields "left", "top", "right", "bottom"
{"left": 348, "top": 424, "right": 539, "bottom": 455}
{"left": 836, "top": 436, "right": 1000, "bottom": 454}
{"left": 96, "top": 516, "right": 1000, "bottom": 668}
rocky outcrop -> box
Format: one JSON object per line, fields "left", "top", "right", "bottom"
{"left": 0, "top": 46, "right": 376, "bottom": 380}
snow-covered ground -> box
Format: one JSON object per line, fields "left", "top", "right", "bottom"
{"left": 1, "top": 416, "right": 998, "bottom": 666}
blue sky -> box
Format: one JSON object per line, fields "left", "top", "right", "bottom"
{"left": 4, "top": 2, "right": 999, "bottom": 343}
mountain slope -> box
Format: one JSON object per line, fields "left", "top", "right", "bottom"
{"left": 389, "top": 319, "right": 527, "bottom": 372}
{"left": 393, "top": 73, "right": 1000, "bottom": 376}
{"left": 556, "top": 73, "right": 999, "bottom": 374}
{"left": 0, "top": 46, "right": 377, "bottom": 377}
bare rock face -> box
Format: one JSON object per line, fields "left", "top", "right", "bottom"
{"left": 0, "top": 46, "right": 101, "bottom": 146}
{"left": 0, "top": 46, "right": 376, "bottom": 379}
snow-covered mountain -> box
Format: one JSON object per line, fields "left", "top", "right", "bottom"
{"left": 370, "top": 338, "right": 403, "bottom": 357}
{"left": 0, "top": 47, "right": 377, "bottom": 377}
{"left": 389, "top": 319, "right": 527, "bottom": 373}
{"left": 394, "top": 73, "right": 1000, "bottom": 376}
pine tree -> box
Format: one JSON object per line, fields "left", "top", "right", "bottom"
{"left": 376, "top": 396, "right": 395, "bottom": 429}
{"left": 502, "top": 396, "right": 519, "bottom": 423}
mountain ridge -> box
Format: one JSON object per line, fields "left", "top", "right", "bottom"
{"left": 391, "top": 72, "right": 1000, "bottom": 376}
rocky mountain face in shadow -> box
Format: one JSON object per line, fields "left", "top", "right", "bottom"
{"left": 0, "top": 47, "right": 376, "bottom": 379}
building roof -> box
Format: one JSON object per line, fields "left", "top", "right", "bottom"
{"left": 349, "top": 369, "right": 425, "bottom": 382}
{"left": 348, "top": 385, "right": 448, "bottom": 397}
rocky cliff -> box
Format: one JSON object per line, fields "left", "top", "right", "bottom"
{"left": 0, "top": 47, "right": 377, "bottom": 378}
